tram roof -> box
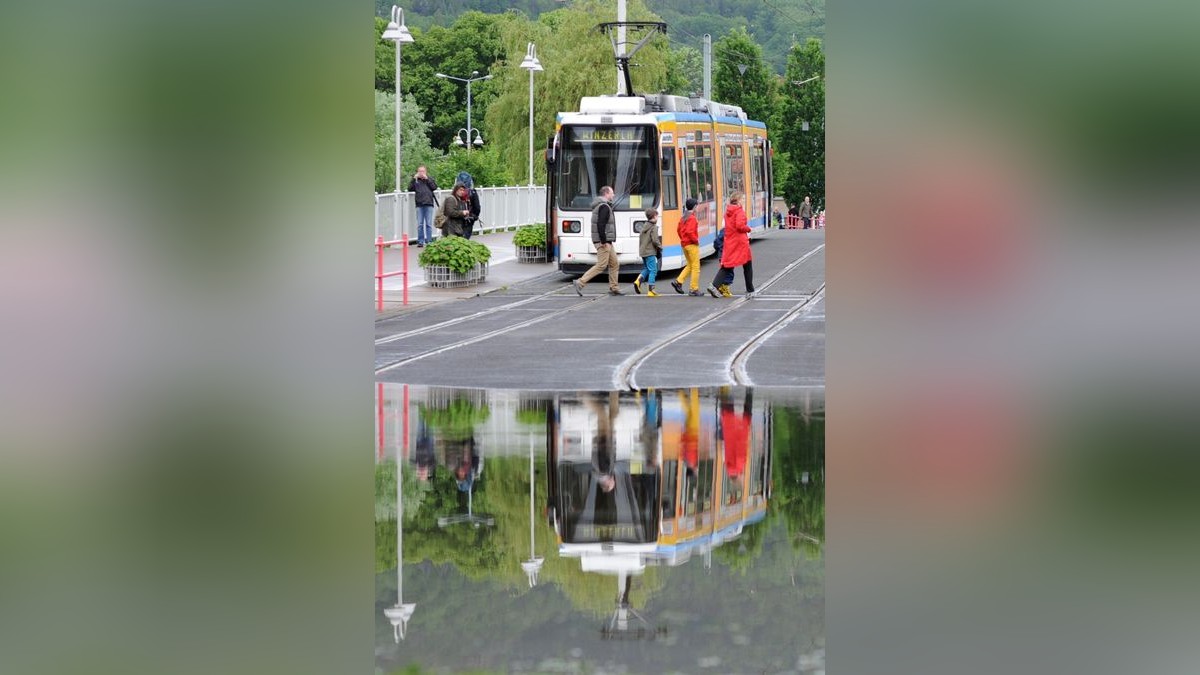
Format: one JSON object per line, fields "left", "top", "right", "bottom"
{"left": 556, "top": 111, "right": 768, "bottom": 130}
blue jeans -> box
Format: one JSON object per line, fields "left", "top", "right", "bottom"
{"left": 640, "top": 255, "right": 659, "bottom": 286}
{"left": 415, "top": 205, "right": 435, "bottom": 244}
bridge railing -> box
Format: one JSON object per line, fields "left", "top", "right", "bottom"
{"left": 375, "top": 186, "right": 546, "bottom": 242}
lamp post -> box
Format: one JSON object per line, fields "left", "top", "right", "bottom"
{"left": 381, "top": 7, "right": 413, "bottom": 304}
{"left": 518, "top": 43, "right": 543, "bottom": 186}
{"left": 435, "top": 70, "right": 492, "bottom": 153}
{"left": 521, "top": 434, "right": 544, "bottom": 587}
{"left": 382, "top": 390, "right": 416, "bottom": 642}
{"left": 381, "top": 6, "right": 414, "bottom": 191}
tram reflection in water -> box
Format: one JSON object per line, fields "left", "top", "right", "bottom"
{"left": 547, "top": 388, "right": 772, "bottom": 638}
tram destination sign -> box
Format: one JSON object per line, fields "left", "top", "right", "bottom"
{"left": 570, "top": 126, "right": 645, "bottom": 143}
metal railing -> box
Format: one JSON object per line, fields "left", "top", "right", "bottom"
{"left": 375, "top": 185, "right": 546, "bottom": 241}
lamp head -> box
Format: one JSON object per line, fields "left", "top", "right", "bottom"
{"left": 519, "top": 42, "right": 544, "bottom": 72}
{"left": 381, "top": 6, "right": 414, "bottom": 43}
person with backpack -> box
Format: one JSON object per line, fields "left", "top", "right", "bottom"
{"left": 437, "top": 183, "right": 472, "bottom": 238}
{"left": 711, "top": 227, "right": 736, "bottom": 297}
{"left": 455, "top": 171, "right": 482, "bottom": 239}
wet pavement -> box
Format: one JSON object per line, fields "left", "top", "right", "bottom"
{"left": 375, "top": 229, "right": 825, "bottom": 391}
{"left": 375, "top": 385, "right": 824, "bottom": 674}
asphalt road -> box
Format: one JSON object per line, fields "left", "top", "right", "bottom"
{"left": 374, "top": 228, "right": 824, "bottom": 390}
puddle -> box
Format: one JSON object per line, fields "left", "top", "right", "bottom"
{"left": 375, "top": 385, "right": 824, "bottom": 674}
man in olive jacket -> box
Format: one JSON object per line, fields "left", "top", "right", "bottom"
{"left": 573, "top": 186, "right": 624, "bottom": 296}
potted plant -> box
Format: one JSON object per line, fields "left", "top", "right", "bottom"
{"left": 512, "top": 223, "right": 548, "bottom": 263}
{"left": 418, "top": 236, "right": 492, "bottom": 288}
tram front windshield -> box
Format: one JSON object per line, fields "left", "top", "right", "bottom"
{"left": 556, "top": 463, "right": 659, "bottom": 544}
{"left": 557, "top": 125, "right": 659, "bottom": 211}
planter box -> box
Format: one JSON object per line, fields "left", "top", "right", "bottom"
{"left": 423, "top": 261, "right": 489, "bottom": 288}
{"left": 515, "top": 245, "right": 547, "bottom": 263}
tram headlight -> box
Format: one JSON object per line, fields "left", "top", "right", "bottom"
{"left": 561, "top": 220, "right": 581, "bottom": 234}
{"left": 632, "top": 220, "right": 647, "bottom": 233}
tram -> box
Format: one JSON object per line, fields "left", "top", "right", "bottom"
{"left": 545, "top": 390, "right": 771, "bottom": 576}
{"left": 545, "top": 94, "right": 774, "bottom": 275}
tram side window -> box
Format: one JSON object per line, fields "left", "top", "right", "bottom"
{"left": 660, "top": 147, "right": 677, "bottom": 211}
{"left": 685, "top": 145, "right": 713, "bottom": 203}
{"left": 750, "top": 145, "right": 765, "bottom": 194}
{"left": 724, "top": 145, "right": 745, "bottom": 198}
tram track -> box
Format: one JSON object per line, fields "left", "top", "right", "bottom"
{"left": 729, "top": 283, "right": 825, "bottom": 386}
{"left": 615, "top": 244, "right": 825, "bottom": 390}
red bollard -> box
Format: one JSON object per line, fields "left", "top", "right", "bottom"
{"left": 376, "top": 235, "right": 385, "bottom": 312}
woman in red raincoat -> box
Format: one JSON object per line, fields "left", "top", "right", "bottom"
{"left": 706, "top": 193, "right": 756, "bottom": 298}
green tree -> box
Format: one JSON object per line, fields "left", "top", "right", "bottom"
{"left": 665, "top": 45, "right": 703, "bottom": 96}
{"left": 375, "top": 90, "right": 443, "bottom": 194}
{"left": 712, "top": 26, "right": 776, "bottom": 124}
{"left": 388, "top": 12, "right": 513, "bottom": 152}
{"left": 774, "top": 38, "right": 825, "bottom": 208}
{"left": 482, "top": 0, "right": 671, "bottom": 185}
{"left": 768, "top": 404, "right": 825, "bottom": 558}
{"left": 374, "top": 17, "right": 393, "bottom": 91}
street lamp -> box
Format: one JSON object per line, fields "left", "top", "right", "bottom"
{"left": 519, "top": 42, "right": 543, "bottom": 187}
{"left": 381, "top": 6, "right": 413, "bottom": 301}
{"left": 382, "top": 390, "right": 416, "bottom": 643}
{"left": 521, "top": 434, "right": 544, "bottom": 587}
{"left": 452, "top": 128, "right": 484, "bottom": 149}
{"left": 381, "top": 6, "right": 414, "bottom": 192}
{"left": 435, "top": 70, "right": 492, "bottom": 153}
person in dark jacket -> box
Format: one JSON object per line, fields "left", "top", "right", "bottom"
{"left": 799, "top": 195, "right": 814, "bottom": 229}
{"left": 406, "top": 165, "right": 438, "bottom": 247}
{"left": 572, "top": 186, "right": 624, "bottom": 296}
{"left": 633, "top": 207, "right": 662, "bottom": 296}
{"left": 707, "top": 193, "right": 755, "bottom": 298}
{"left": 455, "top": 171, "right": 482, "bottom": 239}
{"left": 712, "top": 228, "right": 735, "bottom": 297}
{"left": 438, "top": 183, "right": 472, "bottom": 238}
{"left": 670, "top": 198, "right": 703, "bottom": 295}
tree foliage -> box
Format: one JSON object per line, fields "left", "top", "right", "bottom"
{"left": 712, "top": 26, "right": 777, "bottom": 124}
{"left": 773, "top": 38, "right": 825, "bottom": 209}
{"left": 481, "top": 0, "right": 670, "bottom": 186}
{"left": 381, "top": 0, "right": 826, "bottom": 74}
{"left": 377, "top": 12, "right": 513, "bottom": 153}
{"left": 665, "top": 45, "right": 703, "bottom": 97}
{"left": 374, "top": 3, "right": 823, "bottom": 199}
{"left": 768, "top": 405, "right": 825, "bottom": 558}
{"left": 375, "top": 90, "right": 442, "bottom": 194}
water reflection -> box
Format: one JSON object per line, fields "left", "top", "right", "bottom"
{"left": 375, "top": 385, "right": 824, "bottom": 674}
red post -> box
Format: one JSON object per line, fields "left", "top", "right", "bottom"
{"left": 376, "top": 235, "right": 385, "bottom": 312}
{"left": 376, "top": 381, "right": 385, "bottom": 462}
{"left": 402, "top": 232, "right": 409, "bottom": 307}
